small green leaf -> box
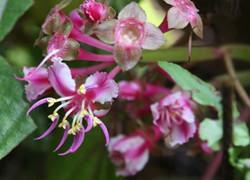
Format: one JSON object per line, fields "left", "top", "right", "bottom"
{"left": 0, "top": 56, "right": 36, "bottom": 159}
{"left": 229, "top": 147, "right": 250, "bottom": 171}
{"left": 233, "top": 122, "right": 250, "bottom": 147}
{"left": 0, "top": 0, "right": 33, "bottom": 41}
{"left": 199, "top": 118, "right": 222, "bottom": 150}
{"left": 158, "top": 62, "right": 222, "bottom": 113}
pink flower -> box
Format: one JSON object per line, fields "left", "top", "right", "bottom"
{"left": 28, "top": 61, "right": 119, "bottom": 155}
{"left": 118, "top": 81, "right": 142, "bottom": 100}
{"left": 164, "top": 0, "right": 203, "bottom": 38}
{"left": 95, "top": 2, "right": 165, "bottom": 71}
{"left": 108, "top": 134, "right": 149, "bottom": 176}
{"left": 80, "top": 0, "right": 108, "bottom": 23}
{"left": 150, "top": 91, "right": 196, "bottom": 147}
{"left": 18, "top": 67, "right": 51, "bottom": 102}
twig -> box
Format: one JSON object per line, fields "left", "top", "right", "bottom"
{"left": 222, "top": 49, "right": 250, "bottom": 107}
{"left": 222, "top": 83, "right": 234, "bottom": 180}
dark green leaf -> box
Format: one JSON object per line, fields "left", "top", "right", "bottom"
{"left": 0, "top": 0, "right": 33, "bottom": 41}
{"left": 0, "top": 56, "right": 36, "bottom": 159}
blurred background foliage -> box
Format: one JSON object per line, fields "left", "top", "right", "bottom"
{"left": 0, "top": 0, "right": 250, "bottom": 180}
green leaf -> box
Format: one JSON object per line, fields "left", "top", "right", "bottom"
{"left": 246, "top": 171, "right": 250, "bottom": 180}
{"left": 233, "top": 122, "right": 250, "bottom": 147}
{"left": 46, "top": 129, "right": 122, "bottom": 180}
{"left": 0, "top": 56, "right": 36, "bottom": 159}
{"left": 0, "top": 0, "right": 33, "bottom": 41}
{"left": 158, "top": 62, "right": 222, "bottom": 113}
{"left": 229, "top": 147, "right": 250, "bottom": 171}
{"left": 199, "top": 118, "right": 222, "bottom": 150}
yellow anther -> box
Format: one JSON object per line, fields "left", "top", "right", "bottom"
{"left": 93, "top": 116, "right": 101, "bottom": 127}
{"left": 80, "top": 109, "right": 89, "bottom": 117}
{"left": 59, "top": 120, "right": 69, "bottom": 129}
{"left": 47, "top": 98, "right": 56, "bottom": 107}
{"left": 48, "top": 113, "right": 58, "bottom": 122}
{"left": 77, "top": 84, "right": 86, "bottom": 94}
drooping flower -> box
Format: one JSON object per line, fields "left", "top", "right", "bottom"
{"left": 95, "top": 2, "right": 165, "bottom": 71}
{"left": 17, "top": 67, "right": 51, "bottom": 102}
{"left": 150, "top": 91, "right": 196, "bottom": 147}
{"left": 28, "top": 61, "right": 119, "bottom": 155}
{"left": 108, "top": 134, "right": 149, "bottom": 176}
{"left": 164, "top": 0, "right": 203, "bottom": 38}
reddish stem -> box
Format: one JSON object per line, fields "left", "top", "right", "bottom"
{"left": 108, "top": 66, "right": 121, "bottom": 79}
{"left": 70, "top": 28, "right": 113, "bottom": 52}
{"left": 71, "top": 62, "right": 113, "bottom": 78}
{"left": 77, "top": 48, "right": 114, "bottom": 62}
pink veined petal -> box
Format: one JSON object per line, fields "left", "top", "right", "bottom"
{"left": 169, "top": 121, "right": 196, "bottom": 147}
{"left": 27, "top": 97, "right": 51, "bottom": 115}
{"left": 54, "top": 125, "right": 70, "bottom": 152}
{"left": 182, "top": 108, "right": 195, "bottom": 123}
{"left": 48, "top": 61, "right": 76, "bottom": 97}
{"left": 85, "top": 72, "right": 119, "bottom": 104}
{"left": 99, "top": 122, "right": 110, "bottom": 145}
{"left": 118, "top": 81, "right": 142, "bottom": 101}
{"left": 118, "top": 2, "right": 147, "bottom": 22}
{"left": 25, "top": 83, "right": 51, "bottom": 102}
{"left": 35, "top": 117, "right": 59, "bottom": 140}
{"left": 167, "top": 7, "right": 189, "bottom": 29}
{"left": 142, "top": 23, "right": 165, "bottom": 50}
{"left": 114, "top": 45, "right": 142, "bottom": 71}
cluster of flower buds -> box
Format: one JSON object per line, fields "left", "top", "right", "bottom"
{"left": 19, "top": 0, "right": 203, "bottom": 176}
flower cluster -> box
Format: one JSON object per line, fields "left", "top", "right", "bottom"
{"left": 19, "top": 0, "right": 205, "bottom": 176}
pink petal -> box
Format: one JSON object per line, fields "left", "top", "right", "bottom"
{"left": 142, "top": 23, "right": 165, "bottom": 50}
{"left": 118, "top": 2, "right": 147, "bottom": 22}
{"left": 22, "top": 67, "right": 51, "bottom": 101}
{"left": 168, "top": 121, "right": 196, "bottom": 147}
{"left": 48, "top": 61, "right": 76, "bottom": 97}
{"left": 95, "top": 20, "right": 117, "bottom": 44}
{"left": 167, "top": 7, "right": 189, "bottom": 29}
{"left": 85, "top": 72, "right": 119, "bottom": 104}
{"left": 114, "top": 45, "right": 142, "bottom": 71}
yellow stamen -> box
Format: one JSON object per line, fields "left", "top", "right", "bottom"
{"left": 48, "top": 112, "right": 59, "bottom": 122}
{"left": 77, "top": 84, "right": 86, "bottom": 94}
{"left": 59, "top": 120, "right": 69, "bottom": 129}
{"left": 93, "top": 116, "right": 101, "bottom": 127}
{"left": 47, "top": 98, "right": 56, "bottom": 107}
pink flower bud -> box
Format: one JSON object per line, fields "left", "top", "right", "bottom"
{"left": 81, "top": 0, "right": 108, "bottom": 22}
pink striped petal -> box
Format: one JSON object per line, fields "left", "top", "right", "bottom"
{"left": 48, "top": 61, "right": 76, "bottom": 97}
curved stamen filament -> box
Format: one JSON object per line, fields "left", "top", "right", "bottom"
{"left": 36, "top": 49, "right": 60, "bottom": 70}
{"left": 54, "top": 101, "right": 72, "bottom": 114}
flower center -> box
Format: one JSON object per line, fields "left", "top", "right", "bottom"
{"left": 115, "top": 19, "right": 145, "bottom": 47}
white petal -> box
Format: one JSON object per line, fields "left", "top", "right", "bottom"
{"left": 118, "top": 2, "right": 147, "bottom": 22}
{"left": 164, "top": 0, "right": 175, "bottom": 6}
{"left": 142, "top": 23, "right": 165, "bottom": 50}
{"left": 167, "top": 7, "right": 189, "bottom": 29}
